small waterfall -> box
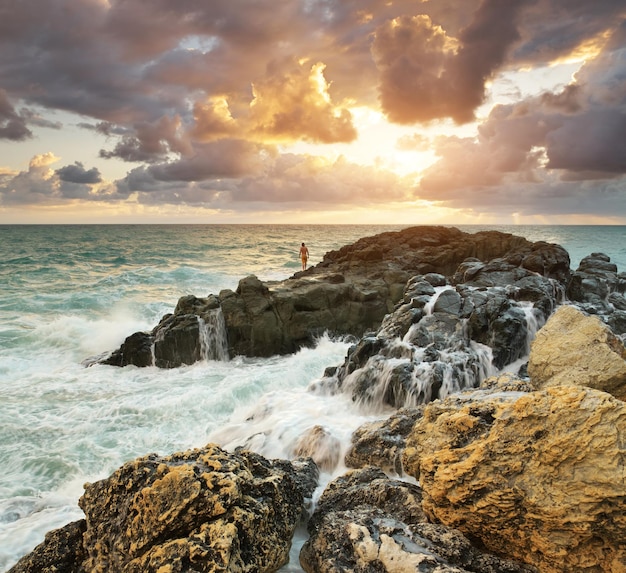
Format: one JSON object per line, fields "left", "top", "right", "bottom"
{"left": 422, "top": 286, "right": 453, "bottom": 315}
{"left": 520, "top": 302, "right": 542, "bottom": 355}
{"left": 342, "top": 338, "right": 497, "bottom": 413}
{"left": 198, "top": 309, "right": 229, "bottom": 361}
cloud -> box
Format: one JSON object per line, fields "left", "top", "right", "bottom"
{"left": 0, "top": 90, "right": 32, "bottom": 140}
{"left": 512, "top": 0, "right": 625, "bottom": 66}
{"left": 190, "top": 60, "right": 357, "bottom": 145}
{"left": 248, "top": 60, "right": 357, "bottom": 143}
{"left": 1, "top": 0, "right": 625, "bottom": 220}
{"left": 233, "top": 154, "right": 414, "bottom": 204}
{"left": 417, "top": 26, "right": 626, "bottom": 217}
{"left": 0, "top": 153, "right": 110, "bottom": 205}
{"left": 113, "top": 149, "right": 415, "bottom": 209}
{"left": 99, "top": 116, "right": 191, "bottom": 162}
{"left": 371, "top": 0, "right": 532, "bottom": 124}
{"left": 421, "top": 24, "right": 626, "bottom": 176}
{"left": 56, "top": 162, "right": 102, "bottom": 184}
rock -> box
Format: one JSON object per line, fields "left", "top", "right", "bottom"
{"left": 13, "top": 444, "right": 319, "bottom": 573}
{"left": 332, "top": 228, "right": 591, "bottom": 416}
{"left": 433, "top": 288, "right": 462, "bottom": 316}
{"left": 95, "top": 226, "right": 572, "bottom": 367}
{"left": 333, "top": 261, "right": 559, "bottom": 410}
{"left": 152, "top": 312, "right": 204, "bottom": 368}
{"left": 291, "top": 425, "right": 341, "bottom": 473}
{"left": 566, "top": 253, "right": 626, "bottom": 322}
{"left": 100, "top": 330, "right": 154, "bottom": 367}
{"left": 300, "top": 467, "right": 535, "bottom": 573}
{"left": 83, "top": 445, "right": 317, "bottom": 572}
{"left": 528, "top": 304, "right": 626, "bottom": 400}
{"left": 402, "top": 385, "right": 626, "bottom": 573}
{"left": 345, "top": 407, "right": 424, "bottom": 474}
{"left": 7, "top": 520, "right": 87, "bottom": 573}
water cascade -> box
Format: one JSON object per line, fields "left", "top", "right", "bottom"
{"left": 198, "top": 308, "right": 229, "bottom": 361}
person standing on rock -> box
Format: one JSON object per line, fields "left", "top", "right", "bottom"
{"left": 299, "top": 242, "right": 310, "bottom": 270}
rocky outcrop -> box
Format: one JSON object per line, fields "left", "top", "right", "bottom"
{"left": 528, "top": 304, "right": 626, "bottom": 400}
{"left": 316, "top": 256, "right": 564, "bottom": 412}
{"left": 9, "top": 445, "right": 318, "bottom": 573}
{"left": 95, "top": 226, "right": 572, "bottom": 367}
{"left": 402, "top": 384, "right": 626, "bottom": 573}
{"left": 300, "top": 466, "right": 536, "bottom": 573}
{"left": 566, "top": 252, "right": 626, "bottom": 337}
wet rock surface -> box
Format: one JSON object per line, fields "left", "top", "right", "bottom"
{"left": 300, "top": 467, "right": 536, "bottom": 573}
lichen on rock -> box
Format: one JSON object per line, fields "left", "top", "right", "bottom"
{"left": 402, "top": 384, "right": 626, "bottom": 573}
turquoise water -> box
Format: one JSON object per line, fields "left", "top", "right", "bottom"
{"left": 0, "top": 224, "right": 624, "bottom": 570}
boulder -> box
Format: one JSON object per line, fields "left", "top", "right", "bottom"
{"left": 152, "top": 312, "right": 204, "bottom": 368}
{"left": 402, "top": 385, "right": 626, "bottom": 573}
{"left": 11, "top": 444, "right": 319, "bottom": 573}
{"left": 528, "top": 304, "right": 626, "bottom": 400}
{"left": 345, "top": 407, "right": 424, "bottom": 474}
{"left": 101, "top": 330, "right": 154, "bottom": 367}
{"left": 300, "top": 467, "right": 535, "bottom": 573}
{"left": 7, "top": 520, "right": 86, "bottom": 573}
{"left": 80, "top": 445, "right": 317, "bottom": 572}
{"left": 566, "top": 253, "right": 626, "bottom": 325}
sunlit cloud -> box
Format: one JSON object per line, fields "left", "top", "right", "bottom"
{"left": 0, "top": 0, "right": 624, "bottom": 223}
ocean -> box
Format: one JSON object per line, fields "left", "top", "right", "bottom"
{"left": 1, "top": 224, "right": 625, "bottom": 571}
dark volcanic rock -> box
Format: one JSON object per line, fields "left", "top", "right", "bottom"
{"left": 94, "top": 226, "right": 572, "bottom": 367}
{"left": 101, "top": 330, "right": 154, "bottom": 367}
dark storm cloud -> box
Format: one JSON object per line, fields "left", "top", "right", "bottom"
{"left": 419, "top": 18, "right": 626, "bottom": 213}
{"left": 512, "top": 0, "right": 625, "bottom": 66}
{"left": 0, "top": 0, "right": 625, "bottom": 217}
{"left": 56, "top": 161, "right": 102, "bottom": 184}
{"left": 99, "top": 116, "right": 192, "bottom": 162}
{"left": 0, "top": 90, "right": 32, "bottom": 140}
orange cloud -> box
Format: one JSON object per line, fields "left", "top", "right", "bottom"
{"left": 190, "top": 59, "right": 358, "bottom": 145}
{"left": 249, "top": 60, "right": 357, "bottom": 143}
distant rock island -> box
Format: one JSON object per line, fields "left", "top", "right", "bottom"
{"left": 13, "top": 225, "right": 626, "bottom": 573}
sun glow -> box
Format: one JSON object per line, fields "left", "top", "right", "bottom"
{"left": 552, "top": 29, "right": 612, "bottom": 66}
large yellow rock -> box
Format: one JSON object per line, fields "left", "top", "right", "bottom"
{"left": 528, "top": 304, "right": 626, "bottom": 400}
{"left": 402, "top": 385, "right": 626, "bottom": 573}
{"left": 78, "top": 444, "right": 316, "bottom": 573}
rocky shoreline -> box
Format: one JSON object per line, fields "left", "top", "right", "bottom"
{"left": 11, "top": 226, "right": 626, "bottom": 573}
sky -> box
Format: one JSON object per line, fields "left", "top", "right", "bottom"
{"left": 0, "top": 0, "right": 625, "bottom": 224}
